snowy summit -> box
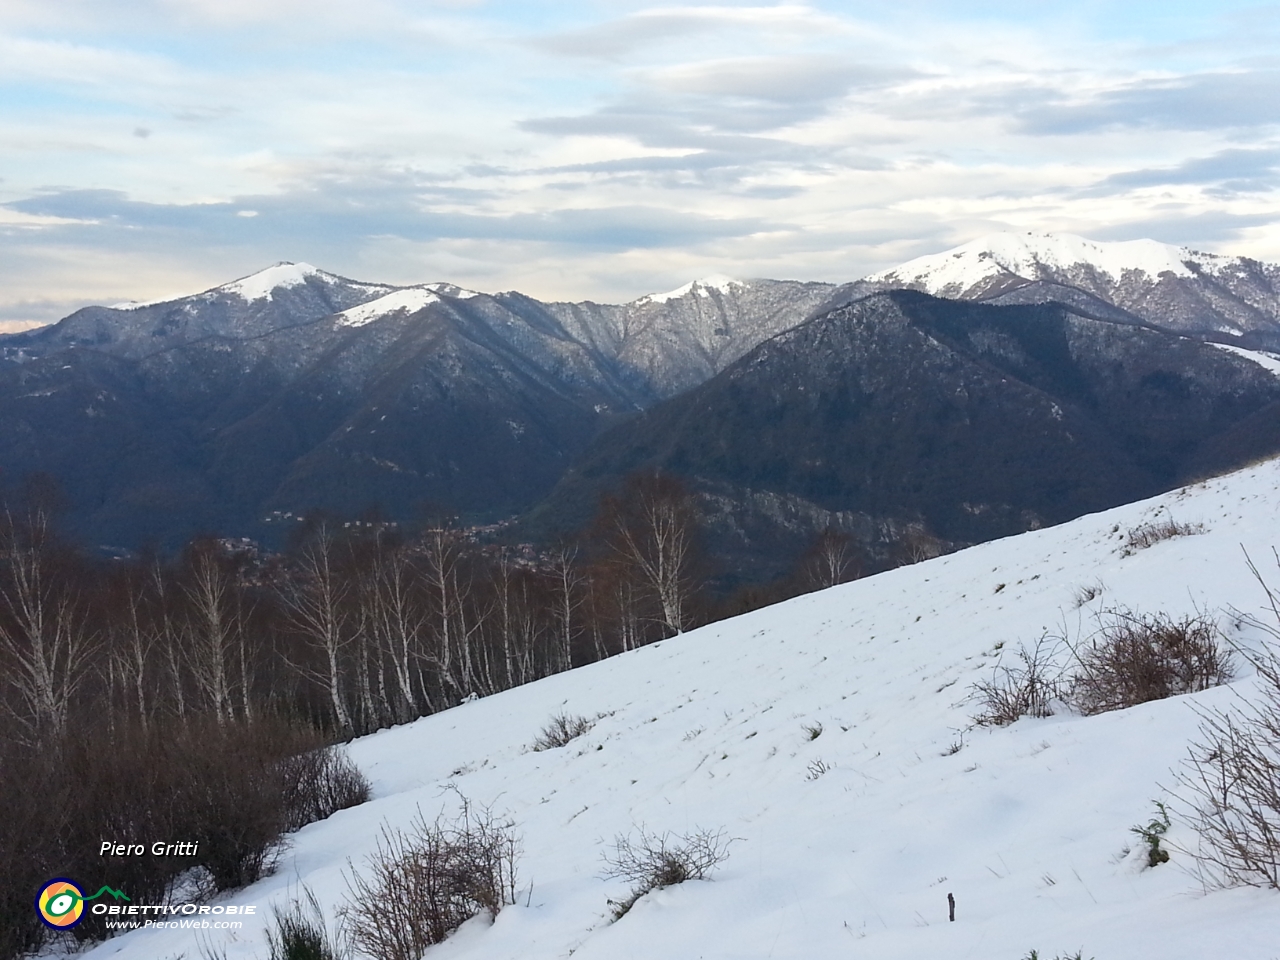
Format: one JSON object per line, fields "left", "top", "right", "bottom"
{"left": 637, "top": 274, "right": 744, "bottom": 305}
{"left": 106, "top": 263, "right": 324, "bottom": 310}
{"left": 868, "top": 231, "right": 1234, "bottom": 297}
{"left": 221, "top": 262, "right": 323, "bottom": 302}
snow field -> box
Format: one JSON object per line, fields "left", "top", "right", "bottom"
{"left": 79, "top": 459, "right": 1280, "bottom": 960}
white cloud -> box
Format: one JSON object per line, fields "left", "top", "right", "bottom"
{"left": 533, "top": 4, "right": 852, "bottom": 60}
{"left": 647, "top": 55, "right": 908, "bottom": 103}
{"left": 2, "top": 1, "right": 1280, "bottom": 312}
{"left": 0, "top": 35, "right": 183, "bottom": 90}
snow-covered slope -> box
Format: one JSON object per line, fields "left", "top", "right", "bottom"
{"left": 858, "top": 231, "right": 1280, "bottom": 345}
{"left": 84, "top": 457, "right": 1280, "bottom": 960}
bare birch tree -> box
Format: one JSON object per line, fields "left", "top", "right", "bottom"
{"left": 105, "top": 570, "right": 156, "bottom": 731}
{"left": 606, "top": 474, "right": 701, "bottom": 638}
{"left": 181, "top": 545, "right": 238, "bottom": 725}
{"left": 420, "top": 525, "right": 483, "bottom": 699}
{"left": 364, "top": 540, "right": 431, "bottom": 721}
{"left": 802, "top": 527, "right": 858, "bottom": 591}
{"left": 548, "top": 546, "right": 583, "bottom": 672}
{"left": 0, "top": 508, "right": 94, "bottom": 745}
{"left": 278, "top": 525, "right": 353, "bottom": 733}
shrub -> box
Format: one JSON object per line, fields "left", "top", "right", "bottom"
{"left": 1177, "top": 699, "right": 1280, "bottom": 888}
{"left": 1171, "top": 554, "right": 1280, "bottom": 890}
{"left": 280, "top": 745, "right": 372, "bottom": 832}
{"left": 971, "top": 637, "right": 1063, "bottom": 726}
{"left": 1070, "top": 611, "right": 1232, "bottom": 715}
{"left": 1123, "top": 517, "right": 1202, "bottom": 553}
{"left": 343, "top": 797, "right": 520, "bottom": 960}
{"left": 1072, "top": 581, "right": 1103, "bottom": 608}
{"left": 180, "top": 724, "right": 291, "bottom": 891}
{"left": 601, "top": 825, "right": 731, "bottom": 919}
{"left": 532, "top": 713, "right": 594, "bottom": 751}
{"left": 1175, "top": 647, "right": 1280, "bottom": 887}
{"left": 268, "top": 887, "right": 348, "bottom": 960}
{"left": 0, "top": 715, "right": 373, "bottom": 958}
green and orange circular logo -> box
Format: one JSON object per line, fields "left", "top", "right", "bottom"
{"left": 36, "top": 878, "right": 86, "bottom": 929}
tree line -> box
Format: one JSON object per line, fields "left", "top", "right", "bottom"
{"left": 1, "top": 472, "right": 872, "bottom": 746}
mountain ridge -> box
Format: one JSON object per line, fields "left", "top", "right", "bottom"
{"left": 5, "top": 233, "right": 1280, "bottom": 555}
{"left": 846, "top": 231, "right": 1280, "bottom": 348}
{"left": 0, "top": 265, "right": 835, "bottom": 548}
{"left": 524, "top": 289, "right": 1280, "bottom": 586}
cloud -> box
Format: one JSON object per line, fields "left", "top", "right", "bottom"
{"left": 518, "top": 53, "right": 909, "bottom": 171}
{"left": 0, "top": 0, "right": 416, "bottom": 33}
{"left": 1017, "top": 70, "right": 1280, "bottom": 134}
{"left": 1089, "top": 148, "right": 1280, "bottom": 195}
{"left": 5, "top": 184, "right": 764, "bottom": 251}
{"left": 885, "top": 66, "right": 1280, "bottom": 138}
{"left": 5, "top": 0, "right": 1280, "bottom": 308}
{"left": 0, "top": 34, "right": 183, "bottom": 92}
{"left": 1090, "top": 209, "right": 1278, "bottom": 247}
{"left": 523, "top": 103, "right": 812, "bottom": 156}
{"left": 650, "top": 55, "right": 909, "bottom": 103}
{"left": 532, "top": 4, "right": 846, "bottom": 60}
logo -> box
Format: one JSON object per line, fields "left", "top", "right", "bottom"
{"left": 35, "top": 879, "right": 129, "bottom": 930}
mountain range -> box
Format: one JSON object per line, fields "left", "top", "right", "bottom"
{"left": 0, "top": 264, "right": 833, "bottom": 548}
{"left": 3, "top": 232, "right": 1279, "bottom": 575}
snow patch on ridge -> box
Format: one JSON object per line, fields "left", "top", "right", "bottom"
{"left": 111, "top": 297, "right": 175, "bottom": 310}
{"left": 1209, "top": 342, "right": 1280, "bottom": 379}
{"left": 424, "top": 282, "right": 479, "bottom": 300}
{"left": 869, "top": 232, "right": 1234, "bottom": 294}
{"left": 334, "top": 282, "right": 478, "bottom": 327}
{"left": 639, "top": 274, "right": 743, "bottom": 304}
{"left": 336, "top": 287, "right": 454, "bottom": 327}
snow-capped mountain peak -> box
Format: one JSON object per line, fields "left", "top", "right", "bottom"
{"left": 854, "top": 231, "right": 1280, "bottom": 341}
{"left": 867, "top": 231, "right": 1234, "bottom": 295}
{"left": 221, "top": 261, "right": 323, "bottom": 302}
{"left": 108, "top": 262, "right": 358, "bottom": 310}
{"left": 638, "top": 274, "right": 744, "bottom": 305}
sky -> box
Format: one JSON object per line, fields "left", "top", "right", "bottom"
{"left": 3, "top": 1, "right": 1280, "bottom": 330}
